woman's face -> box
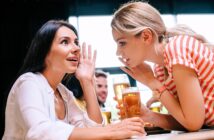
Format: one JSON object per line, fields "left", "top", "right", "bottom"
{"left": 45, "top": 26, "right": 80, "bottom": 74}
{"left": 112, "top": 29, "right": 148, "bottom": 68}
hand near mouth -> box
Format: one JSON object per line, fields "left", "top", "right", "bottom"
{"left": 120, "top": 62, "right": 156, "bottom": 87}
{"left": 75, "top": 42, "right": 97, "bottom": 82}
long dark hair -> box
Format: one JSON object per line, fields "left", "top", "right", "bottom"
{"left": 18, "top": 20, "right": 78, "bottom": 75}
{"left": 62, "top": 75, "right": 83, "bottom": 99}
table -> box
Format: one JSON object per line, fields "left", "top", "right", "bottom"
{"left": 128, "top": 129, "right": 214, "bottom": 140}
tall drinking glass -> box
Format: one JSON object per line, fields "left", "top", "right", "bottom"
{"left": 122, "top": 87, "right": 141, "bottom": 118}
{"left": 112, "top": 74, "right": 130, "bottom": 119}
{"left": 101, "top": 107, "right": 112, "bottom": 125}
{"left": 122, "top": 87, "right": 146, "bottom": 139}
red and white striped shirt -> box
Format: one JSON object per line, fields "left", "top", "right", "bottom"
{"left": 154, "top": 35, "right": 214, "bottom": 126}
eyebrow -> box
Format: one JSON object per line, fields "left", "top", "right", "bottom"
{"left": 116, "top": 37, "right": 125, "bottom": 42}
{"left": 59, "top": 36, "right": 70, "bottom": 39}
{"left": 59, "top": 36, "right": 78, "bottom": 41}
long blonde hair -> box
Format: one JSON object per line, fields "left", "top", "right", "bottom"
{"left": 111, "top": 1, "right": 214, "bottom": 50}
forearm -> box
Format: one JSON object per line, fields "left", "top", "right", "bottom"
{"left": 69, "top": 127, "right": 109, "bottom": 140}
{"left": 148, "top": 80, "right": 203, "bottom": 131}
{"left": 147, "top": 80, "right": 185, "bottom": 123}
{"left": 159, "top": 90, "right": 191, "bottom": 129}
{"left": 79, "top": 79, "right": 102, "bottom": 123}
{"left": 143, "top": 111, "right": 185, "bottom": 131}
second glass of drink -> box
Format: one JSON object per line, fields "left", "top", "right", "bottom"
{"left": 112, "top": 74, "right": 130, "bottom": 119}
{"left": 122, "top": 87, "right": 141, "bottom": 118}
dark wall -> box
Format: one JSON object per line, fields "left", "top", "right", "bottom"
{"left": 0, "top": 0, "right": 214, "bottom": 137}
{"left": 0, "top": 0, "right": 70, "bottom": 91}
{"left": 68, "top": 0, "right": 214, "bottom": 15}
{"left": 0, "top": 0, "right": 70, "bottom": 137}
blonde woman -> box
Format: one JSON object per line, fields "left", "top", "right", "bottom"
{"left": 111, "top": 1, "right": 214, "bottom": 131}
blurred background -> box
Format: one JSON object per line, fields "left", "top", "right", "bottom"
{"left": 1, "top": 0, "right": 214, "bottom": 137}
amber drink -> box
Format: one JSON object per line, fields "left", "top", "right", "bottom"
{"left": 150, "top": 106, "right": 160, "bottom": 113}
{"left": 112, "top": 74, "right": 130, "bottom": 119}
{"left": 149, "top": 102, "right": 161, "bottom": 113}
{"left": 122, "top": 87, "right": 141, "bottom": 118}
{"left": 102, "top": 111, "right": 111, "bottom": 124}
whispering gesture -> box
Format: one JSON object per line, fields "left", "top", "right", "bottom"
{"left": 75, "top": 42, "right": 97, "bottom": 81}
{"left": 120, "top": 62, "right": 156, "bottom": 86}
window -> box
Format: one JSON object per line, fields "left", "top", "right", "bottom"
{"left": 68, "top": 15, "right": 176, "bottom": 68}
{"left": 177, "top": 14, "right": 214, "bottom": 43}
{"left": 68, "top": 14, "right": 213, "bottom": 117}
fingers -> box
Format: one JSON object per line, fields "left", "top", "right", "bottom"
{"left": 88, "top": 45, "right": 92, "bottom": 59}
{"left": 92, "top": 49, "right": 97, "bottom": 63}
{"left": 128, "top": 125, "right": 146, "bottom": 134}
{"left": 110, "top": 118, "right": 147, "bottom": 139}
{"left": 123, "top": 117, "right": 145, "bottom": 125}
{"left": 121, "top": 118, "right": 145, "bottom": 132}
{"left": 121, "top": 118, "right": 146, "bottom": 136}
{"left": 81, "top": 42, "right": 86, "bottom": 59}
{"left": 80, "top": 42, "right": 96, "bottom": 61}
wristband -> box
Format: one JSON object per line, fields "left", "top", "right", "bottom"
{"left": 153, "top": 85, "right": 167, "bottom": 100}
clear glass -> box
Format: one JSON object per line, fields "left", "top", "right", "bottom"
{"left": 122, "top": 87, "right": 141, "bottom": 118}
{"left": 112, "top": 74, "right": 130, "bottom": 119}
{"left": 101, "top": 107, "right": 112, "bottom": 125}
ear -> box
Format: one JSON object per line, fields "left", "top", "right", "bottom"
{"left": 140, "top": 29, "right": 153, "bottom": 44}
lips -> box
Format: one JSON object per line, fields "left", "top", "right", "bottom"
{"left": 66, "top": 56, "right": 79, "bottom": 65}
{"left": 99, "top": 92, "right": 107, "bottom": 99}
{"left": 101, "top": 94, "right": 107, "bottom": 98}
{"left": 124, "top": 58, "right": 130, "bottom": 63}
{"left": 120, "top": 56, "right": 130, "bottom": 65}
{"left": 66, "top": 56, "right": 78, "bottom": 62}
{"left": 100, "top": 95, "right": 107, "bottom": 100}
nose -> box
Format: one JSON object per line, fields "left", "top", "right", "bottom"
{"left": 102, "top": 88, "right": 107, "bottom": 93}
{"left": 101, "top": 86, "right": 108, "bottom": 93}
{"left": 71, "top": 43, "right": 80, "bottom": 53}
{"left": 116, "top": 47, "right": 121, "bottom": 56}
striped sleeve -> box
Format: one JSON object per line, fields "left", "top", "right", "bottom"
{"left": 164, "top": 35, "right": 203, "bottom": 72}
{"left": 154, "top": 65, "right": 165, "bottom": 83}
{"left": 164, "top": 35, "right": 214, "bottom": 125}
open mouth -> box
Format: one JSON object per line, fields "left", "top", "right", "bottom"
{"left": 119, "top": 56, "right": 129, "bottom": 63}
{"left": 123, "top": 58, "right": 129, "bottom": 63}
{"left": 121, "top": 57, "right": 130, "bottom": 64}
{"left": 100, "top": 94, "right": 107, "bottom": 100}
{"left": 66, "top": 57, "right": 78, "bottom": 62}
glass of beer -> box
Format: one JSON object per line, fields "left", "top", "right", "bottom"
{"left": 149, "top": 102, "right": 161, "bottom": 113}
{"left": 101, "top": 107, "right": 112, "bottom": 125}
{"left": 122, "top": 87, "right": 141, "bottom": 118}
{"left": 112, "top": 74, "right": 130, "bottom": 119}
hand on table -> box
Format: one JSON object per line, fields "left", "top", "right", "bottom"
{"left": 106, "top": 117, "right": 146, "bottom": 139}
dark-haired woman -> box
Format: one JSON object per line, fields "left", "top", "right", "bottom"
{"left": 3, "top": 20, "right": 145, "bottom": 140}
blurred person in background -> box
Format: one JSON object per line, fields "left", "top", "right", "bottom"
{"left": 111, "top": 1, "right": 214, "bottom": 132}
{"left": 3, "top": 19, "right": 146, "bottom": 140}
{"left": 95, "top": 70, "right": 109, "bottom": 108}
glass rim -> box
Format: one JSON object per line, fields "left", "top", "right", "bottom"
{"left": 112, "top": 74, "right": 130, "bottom": 84}
{"left": 122, "top": 87, "right": 139, "bottom": 94}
